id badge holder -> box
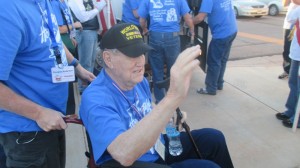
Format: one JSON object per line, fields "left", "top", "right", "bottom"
{"left": 51, "top": 47, "right": 75, "bottom": 83}
{"left": 155, "top": 137, "right": 166, "bottom": 161}
{"left": 51, "top": 65, "right": 75, "bottom": 83}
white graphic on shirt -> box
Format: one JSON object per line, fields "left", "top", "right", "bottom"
{"left": 127, "top": 98, "right": 156, "bottom": 154}
{"left": 150, "top": 0, "right": 163, "bottom": 8}
{"left": 166, "top": 8, "right": 177, "bottom": 22}
{"left": 220, "top": 0, "right": 231, "bottom": 11}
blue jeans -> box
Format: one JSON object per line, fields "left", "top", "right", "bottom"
{"left": 164, "top": 128, "right": 234, "bottom": 168}
{"left": 148, "top": 32, "right": 180, "bottom": 103}
{"left": 0, "top": 145, "right": 6, "bottom": 168}
{"left": 76, "top": 30, "right": 98, "bottom": 92}
{"left": 205, "top": 32, "right": 237, "bottom": 93}
{"left": 284, "top": 59, "right": 300, "bottom": 122}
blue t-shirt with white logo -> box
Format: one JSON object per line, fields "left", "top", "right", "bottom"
{"left": 51, "top": 0, "right": 73, "bottom": 26}
{"left": 0, "top": 0, "right": 68, "bottom": 133}
{"left": 199, "top": 0, "right": 237, "bottom": 39}
{"left": 138, "top": 0, "right": 191, "bottom": 32}
{"left": 80, "top": 69, "right": 163, "bottom": 165}
{"left": 122, "top": 0, "right": 140, "bottom": 26}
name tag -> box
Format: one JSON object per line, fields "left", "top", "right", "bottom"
{"left": 155, "top": 138, "right": 165, "bottom": 161}
{"left": 51, "top": 66, "right": 75, "bottom": 83}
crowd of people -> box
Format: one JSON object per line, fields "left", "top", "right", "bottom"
{"left": 2, "top": 0, "right": 299, "bottom": 167}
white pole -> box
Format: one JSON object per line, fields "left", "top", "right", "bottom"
{"left": 107, "top": 0, "right": 111, "bottom": 29}
{"left": 292, "top": 65, "right": 300, "bottom": 132}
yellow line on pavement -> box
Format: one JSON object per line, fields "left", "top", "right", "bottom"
{"left": 238, "top": 32, "right": 283, "bottom": 45}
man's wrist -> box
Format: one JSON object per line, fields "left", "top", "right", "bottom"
{"left": 69, "top": 58, "right": 79, "bottom": 68}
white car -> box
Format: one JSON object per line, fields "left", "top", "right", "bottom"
{"left": 233, "top": 0, "right": 269, "bottom": 18}
{"left": 256, "top": 0, "right": 288, "bottom": 16}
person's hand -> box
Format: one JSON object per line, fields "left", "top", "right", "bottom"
{"left": 35, "top": 107, "right": 67, "bottom": 132}
{"left": 166, "top": 45, "right": 201, "bottom": 102}
{"left": 75, "top": 64, "right": 96, "bottom": 83}
{"left": 142, "top": 28, "right": 149, "bottom": 36}
{"left": 71, "top": 37, "right": 77, "bottom": 47}
{"left": 73, "top": 21, "right": 82, "bottom": 30}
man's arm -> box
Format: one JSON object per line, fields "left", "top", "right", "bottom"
{"left": 193, "top": 12, "right": 207, "bottom": 25}
{"left": 139, "top": 17, "right": 148, "bottom": 35}
{"left": 107, "top": 45, "right": 201, "bottom": 166}
{"left": 63, "top": 45, "right": 95, "bottom": 82}
{"left": 68, "top": 0, "right": 106, "bottom": 23}
{"left": 0, "top": 82, "right": 67, "bottom": 131}
{"left": 183, "top": 13, "right": 195, "bottom": 37}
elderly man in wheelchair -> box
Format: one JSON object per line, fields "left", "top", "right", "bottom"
{"left": 79, "top": 23, "right": 234, "bottom": 168}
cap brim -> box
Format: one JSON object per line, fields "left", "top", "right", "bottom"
{"left": 118, "top": 43, "right": 153, "bottom": 58}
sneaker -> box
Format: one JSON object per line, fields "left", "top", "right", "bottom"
{"left": 196, "top": 88, "right": 216, "bottom": 95}
{"left": 282, "top": 119, "right": 300, "bottom": 128}
{"left": 278, "top": 72, "right": 288, "bottom": 79}
{"left": 275, "top": 112, "right": 289, "bottom": 120}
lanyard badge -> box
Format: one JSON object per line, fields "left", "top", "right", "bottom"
{"left": 35, "top": 0, "right": 75, "bottom": 83}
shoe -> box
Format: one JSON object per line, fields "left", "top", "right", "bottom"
{"left": 196, "top": 88, "right": 216, "bottom": 95}
{"left": 217, "top": 86, "right": 223, "bottom": 90}
{"left": 275, "top": 112, "right": 289, "bottom": 120}
{"left": 278, "top": 72, "right": 288, "bottom": 79}
{"left": 282, "top": 119, "right": 300, "bottom": 128}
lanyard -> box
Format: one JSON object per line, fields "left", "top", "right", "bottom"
{"left": 58, "top": 0, "right": 75, "bottom": 34}
{"left": 35, "top": 0, "right": 63, "bottom": 68}
{"left": 112, "top": 83, "right": 143, "bottom": 121}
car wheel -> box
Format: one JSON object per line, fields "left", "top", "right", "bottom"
{"left": 254, "top": 16, "right": 262, "bottom": 18}
{"left": 269, "top": 5, "right": 279, "bottom": 16}
{"left": 234, "top": 7, "right": 239, "bottom": 18}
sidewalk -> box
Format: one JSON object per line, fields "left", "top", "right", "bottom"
{"left": 65, "top": 55, "right": 300, "bottom": 168}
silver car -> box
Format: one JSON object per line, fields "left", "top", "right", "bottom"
{"left": 233, "top": 0, "right": 269, "bottom": 18}
{"left": 256, "top": 0, "right": 288, "bottom": 16}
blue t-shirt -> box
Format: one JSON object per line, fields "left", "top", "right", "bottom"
{"left": 0, "top": 0, "right": 68, "bottom": 133}
{"left": 80, "top": 69, "right": 162, "bottom": 165}
{"left": 138, "top": 0, "right": 190, "bottom": 32}
{"left": 199, "top": 0, "right": 237, "bottom": 39}
{"left": 122, "top": 0, "right": 140, "bottom": 26}
{"left": 51, "top": 0, "right": 73, "bottom": 26}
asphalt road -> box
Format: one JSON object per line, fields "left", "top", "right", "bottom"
{"left": 210, "top": 15, "right": 286, "bottom": 60}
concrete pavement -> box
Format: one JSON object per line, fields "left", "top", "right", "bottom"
{"left": 65, "top": 54, "right": 300, "bottom": 168}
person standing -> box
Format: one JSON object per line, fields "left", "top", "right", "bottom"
{"left": 193, "top": 0, "right": 237, "bottom": 95}
{"left": 138, "top": 0, "right": 195, "bottom": 103}
{"left": 278, "top": 1, "right": 296, "bottom": 79}
{"left": 275, "top": 1, "right": 300, "bottom": 128}
{"left": 122, "top": 0, "right": 141, "bottom": 28}
{"left": 50, "top": 0, "right": 83, "bottom": 115}
{"left": 0, "top": 0, "right": 95, "bottom": 167}
{"left": 68, "top": 0, "right": 107, "bottom": 93}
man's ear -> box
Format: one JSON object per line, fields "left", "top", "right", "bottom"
{"left": 103, "top": 51, "right": 113, "bottom": 68}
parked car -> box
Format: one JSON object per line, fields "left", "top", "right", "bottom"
{"left": 256, "top": 0, "right": 288, "bottom": 16}
{"left": 232, "top": 0, "right": 269, "bottom": 18}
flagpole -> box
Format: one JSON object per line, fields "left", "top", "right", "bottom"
{"left": 107, "top": 0, "right": 111, "bottom": 29}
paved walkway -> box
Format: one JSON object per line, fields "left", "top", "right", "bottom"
{"left": 65, "top": 55, "right": 300, "bottom": 168}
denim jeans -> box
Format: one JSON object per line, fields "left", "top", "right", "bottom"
{"left": 0, "top": 131, "right": 65, "bottom": 168}
{"left": 205, "top": 32, "right": 237, "bottom": 94}
{"left": 284, "top": 59, "right": 300, "bottom": 122}
{"left": 76, "top": 30, "right": 98, "bottom": 92}
{"left": 164, "top": 128, "right": 234, "bottom": 168}
{"left": 148, "top": 32, "right": 180, "bottom": 103}
{"left": 282, "top": 29, "right": 292, "bottom": 73}
{"left": 0, "top": 145, "right": 6, "bottom": 168}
